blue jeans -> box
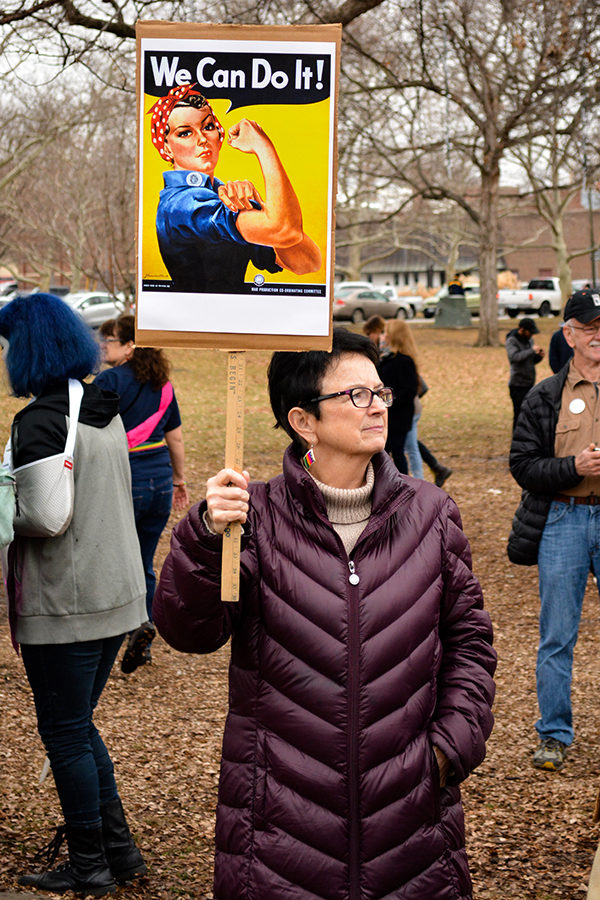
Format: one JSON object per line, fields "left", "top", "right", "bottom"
{"left": 132, "top": 475, "right": 173, "bottom": 620}
{"left": 21, "top": 635, "right": 125, "bottom": 827}
{"left": 536, "top": 499, "right": 600, "bottom": 745}
{"left": 404, "top": 413, "right": 424, "bottom": 479}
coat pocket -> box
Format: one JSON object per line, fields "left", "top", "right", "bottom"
{"left": 252, "top": 728, "right": 268, "bottom": 830}
{"left": 429, "top": 742, "right": 442, "bottom": 824}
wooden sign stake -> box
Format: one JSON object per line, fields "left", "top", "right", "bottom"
{"left": 221, "top": 351, "right": 246, "bottom": 603}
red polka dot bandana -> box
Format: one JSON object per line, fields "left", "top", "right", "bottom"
{"left": 149, "top": 84, "right": 224, "bottom": 162}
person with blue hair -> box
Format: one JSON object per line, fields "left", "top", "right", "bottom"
{"left": 0, "top": 293, "right": 148, "bottom": 895}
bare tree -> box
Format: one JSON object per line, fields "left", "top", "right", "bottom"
{"left": 0, "top": 81, "right": 137, "bottom": 296}
{"left": 336, "top": 0, "right": 600, "bottom": 345}
{"left": 3, "top": 0, "right": 600, "bottom": 350}
{"left": 507, "top": 113, "right": 600, "bottom": 302}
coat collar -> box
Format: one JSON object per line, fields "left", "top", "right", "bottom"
{"left": 282, "top": 445, "right": 413, "bottom": 527}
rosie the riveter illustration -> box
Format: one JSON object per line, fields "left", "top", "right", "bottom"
{"left": 149, "top": 83, "right": 322, "bottom": 293}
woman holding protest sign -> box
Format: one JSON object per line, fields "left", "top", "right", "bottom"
{"left": 0, "top": 294, "right": 147, "bottom": 896}
{"left": 150, "top": 83, "right": 322, "bottom": 293}
{"left": 154, "top": 327, "right": 496, "bottom": 900}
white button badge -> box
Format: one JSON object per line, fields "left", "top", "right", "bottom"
{"left": 569, "top": 398, "right": 586, "bottom": 414}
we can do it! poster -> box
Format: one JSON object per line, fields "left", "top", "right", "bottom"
{"left": 136, "top": 22, "right": 340, "bottom": 350}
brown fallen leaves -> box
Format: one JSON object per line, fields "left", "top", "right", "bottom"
{"left": 1, "top": 323, "right": 600, "bottom": 899}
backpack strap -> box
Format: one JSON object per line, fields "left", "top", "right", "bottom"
{"left": 64, "top": 379, "right": 84, "bottom": 460}
{"left": 126, "top": 381, "right": 174, "bottom": 450}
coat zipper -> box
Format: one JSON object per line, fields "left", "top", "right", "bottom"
{"left": 347, "top": 559, "right": 360, "bottom": 900}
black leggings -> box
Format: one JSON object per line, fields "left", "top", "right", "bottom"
{"left": 386, "top": 432, "right": 408, "bottom": 474}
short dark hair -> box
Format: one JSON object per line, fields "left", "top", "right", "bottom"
{"left": 0, "top": 293, "right": 100, "bottom": 397}
{"left": 99, "top": 314, "right": 171, "bottom": 390}
{"left": 165, "top": 95, "right": 209, "bottom": 138}
{"left": 268, "top": 327, "right": 380, "bottom": 451}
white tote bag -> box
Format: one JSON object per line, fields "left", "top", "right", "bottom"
{"left": 8, "top": 379, "right": 84, "bottom": 538}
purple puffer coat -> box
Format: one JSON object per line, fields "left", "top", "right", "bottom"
{"left": 154, "top": 448, "right": 496, "bottom": 900}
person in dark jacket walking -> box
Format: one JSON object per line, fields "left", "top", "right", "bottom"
{"left": 508, "top": 288, "right": 600, "bottom": 772}
{"left": 548, "top": 322, "right": 574, "bottom": 373}
{"left": 154, "top": 327, "right": 496, "bottom": 900}
{"left": 377, "top": 319, "right": 419, "bottom": 474}
{"left": 506, "top": 317, "right": 545, "bottom": 431}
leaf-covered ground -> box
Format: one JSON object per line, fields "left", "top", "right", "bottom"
{"left": 1, "top": 320, "right": 599, "bottom": 899}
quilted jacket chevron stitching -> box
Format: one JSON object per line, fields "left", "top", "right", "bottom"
{"left": 154, "top": 447, "right": 496, "bottom": 900}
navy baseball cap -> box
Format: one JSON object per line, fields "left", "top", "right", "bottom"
{"left": 564, "top": 288, "right": 600, "bottom": 324}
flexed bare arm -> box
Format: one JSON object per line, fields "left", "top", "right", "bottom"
{"left": 227, "top": 119, "right": 322, "bottom": 275}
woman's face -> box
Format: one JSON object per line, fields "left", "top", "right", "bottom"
{"left": 163, "top": 106, "right": 222, "bottom": 176}
{"left": 101, "top": 331, "right": 132, "bottom": 367}
{"left": 309, "top": 353, "right": 388, "bottom": 462}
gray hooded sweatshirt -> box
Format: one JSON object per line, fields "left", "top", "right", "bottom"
{"left": 10, "top": 381, "right": 146, "bottom": 645}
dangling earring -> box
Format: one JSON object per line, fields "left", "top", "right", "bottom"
{"left": 301, "top": 444, "right": 316, "bottom": 471}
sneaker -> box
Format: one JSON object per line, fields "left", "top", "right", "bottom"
{"left": 121, "top": 622, "right": 156, "bottom": 674}
{"left": 434, "top": 466, "right": 453, "bottom": 488}
{"left": 532, "top": 737, "right": 567, "bottom": 771}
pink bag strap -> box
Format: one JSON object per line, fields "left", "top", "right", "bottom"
{"left": 126, "top": 381, "right": 174, "bottom": 450}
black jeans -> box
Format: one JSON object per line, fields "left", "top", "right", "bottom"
{"left": 509, "top": 384, "right": 532, "bottom": 432}
{"left": 386, "top": 432, "right": 408, "bottom": 474}
{"left": 21, "top": 635, "right": 125, "bottom": 827}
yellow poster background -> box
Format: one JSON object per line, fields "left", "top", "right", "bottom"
{"left": 140, "top": 94, "right": 330, "bottom": 285}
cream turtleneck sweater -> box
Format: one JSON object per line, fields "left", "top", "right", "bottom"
{"left": 310, "top": 462, "right": 375, "bottom": 555}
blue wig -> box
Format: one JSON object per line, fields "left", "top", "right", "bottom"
{"left": 0, "top": 293, "right": 100, "bottom": 397}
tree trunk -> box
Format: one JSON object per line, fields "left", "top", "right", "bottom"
{"left": 476, "top": 165, "right": 501, "bottom": 347}
{"left": 445, "top": 232, "right": 461, "bottom": 284}
{"left": 345, "top": 208, "right": 365, "bottom": 281}
{"left": 552, "top": 220, "right": 572, "bottom": 306}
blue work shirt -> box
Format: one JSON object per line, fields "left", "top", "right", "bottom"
{"left": 156, "top": 170, "right": 281, "bottom": 293}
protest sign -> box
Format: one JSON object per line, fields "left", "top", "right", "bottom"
{"left": 136, "top": 22, "right": 340, "bottom": 350}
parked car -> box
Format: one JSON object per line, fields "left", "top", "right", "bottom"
{"left": 63, "top": 292, "right": 124, "bottom": 328}
{"left": 497, "top": 277, "right": 562, "bottom": 317}
{"left": 571, "top": 279, "right": 593, "bottom": 292}
{"left": 0, "top": 281, "right": 18, "bottom": 297}
{"left": 377, "top": 287, "right": 424, "bottom": 316}
{"left": 423, "top": 283, "right": 481, "bottom": 318}
{"left": 335, "top": 282, "right": 423, "bottom": 316}
{"left": 334, "top": 281, "right": 374, "bottom": 293}
{"left": 332, "top": 288, "right": 414, "bottom": 323}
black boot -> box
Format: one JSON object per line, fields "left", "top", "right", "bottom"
{"left": 101, "top": 797, "right": 148, "bottom": 882}
{"left": 433, "top": 464, "right": 453, "bottom": 488}
{"left": 121, "top": 621, "right": 156, "bottom": 674}
{"left": 19, "top": 824, "right": 116, "bottom": 896}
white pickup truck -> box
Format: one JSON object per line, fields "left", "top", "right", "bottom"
{"left": 497, "top": 277, "right": 563, "bottom": 318}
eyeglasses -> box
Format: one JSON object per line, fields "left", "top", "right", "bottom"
{"left": 308, "top": 387, "right": 394, "bottom": 408}
{"left": 569, "top": 323, "right": 600, "bottom": 337}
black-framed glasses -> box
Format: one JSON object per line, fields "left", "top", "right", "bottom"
{"left": 308, "top": 387, "right": 394, "bottom": 408}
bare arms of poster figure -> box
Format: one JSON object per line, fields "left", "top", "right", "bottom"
{"left": 218, "top": 118, "right": 322, "bottom": 276}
